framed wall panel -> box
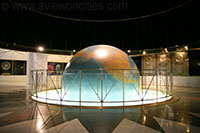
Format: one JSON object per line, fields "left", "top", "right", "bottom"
{"left": 141, "top": 52, "right": 189, "bottom": 76}
{"left": 0, "top": 60, "right": 26, "bottom": 75}
{"left": 48, "top": 62, "right": 67, "bottom": 75}
{"left": 0, "top": 60, "right": 12, "bottom": 75}
{"left": 171, "top": 52, "right": 189, "bottom": 76}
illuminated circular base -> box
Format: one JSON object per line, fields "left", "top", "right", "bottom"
{"left": 31, "top": 89, "right": 172, "bottom": 107}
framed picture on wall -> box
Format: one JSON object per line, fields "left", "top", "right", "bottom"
{"left": 48, "top": 62, "right": 67, "bottom": 75}
{"left": 0, "top": 60, "right": 12, "bottom": 75}
{"left": 0, "top": 60, "right": 26, "bottom": 75}
{"left": 13, "top": 61, "right": 26, "bottom": 75}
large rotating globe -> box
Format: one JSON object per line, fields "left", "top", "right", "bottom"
{"left": 62, "top": 45, "right": 140, "bottom": 106}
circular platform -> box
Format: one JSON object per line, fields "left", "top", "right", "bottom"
{"left": 31, "top": 88, "right": 172, "bottom": 107}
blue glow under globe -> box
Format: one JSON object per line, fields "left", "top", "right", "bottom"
{"left": 62, "top": 45, "right": 140, "bottom": 106}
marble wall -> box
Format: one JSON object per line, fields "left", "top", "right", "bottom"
{"left": 0, "top": 48, "right": 72, "bottom": 88}
{"left": 0, "top": 48, "right": 199, "bottom": 88}
{"left": 173, "top": 76, "right": 200, "bottom": 88}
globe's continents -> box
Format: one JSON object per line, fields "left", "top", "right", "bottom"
{"left": 62, "top": 45, "right": 140, "bottom": 106}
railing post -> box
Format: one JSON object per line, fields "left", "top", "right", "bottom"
{"left": 123, "top": 69, "right": 125, "bottom": 106}
{"left": 36, "top": 71, "right": 38, "bottom": 97}
{"left": 155, "top": 54, "right": 158, "bottom": 101}
{"left": 46, "top": 70, "right": 48, "bottom": 101}
{"left": 33, "top": 71, "right": 36, "bottom": 96}
{"left": 170, "top": 71, "right": 173, "bottom": 96}
{"left": 170, "top": 54, "right": 173, "bottom": 96}
{"left": 141, "top": 70, "right": 143, "bottom": 101}
{"left": 79, "top": 70, "right": 82, "bottom": 106}
{"left": 30, "top": 71, "right": 33, "bottom": 96}
{"left": 166, "top": 70, "right": 168, "bottom": 97}
{"left": 159, "top": 70, "right": 161, "bottom": 95}
{"left": 57, "top": 71, "right": 59, "bottom": 92}
{"left": 101, "top": 70, "right": 103, "bottom": 107}
{"left": 156, "top": 69, "right": 158, "bottom": 100}
{"left": 61, "top": 71, "right": 63, "bottom": 101}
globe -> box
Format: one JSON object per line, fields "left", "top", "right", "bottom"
{"left": 62, "top": 45, "right": 140, "bottom": 106}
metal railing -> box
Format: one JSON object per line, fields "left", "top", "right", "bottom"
{"left": 30, "top": 69, "right": 173, "bottom": 107}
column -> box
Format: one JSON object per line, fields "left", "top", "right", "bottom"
{"left": 26, "top": 52, "right": 48, "bottom": 97}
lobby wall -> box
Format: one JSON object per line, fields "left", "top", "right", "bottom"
{"left": 0, "top": 48, "right": 72, "bottom": 86}
{"left": 0, "top": 48, "right": 199, "bottom": 88}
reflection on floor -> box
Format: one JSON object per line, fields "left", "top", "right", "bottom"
{"left": 0, "top": 86, "right": 200, "bottom": 133}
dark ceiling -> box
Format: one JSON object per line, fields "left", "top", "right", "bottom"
{"left": 0, "top": 0, "right": 198, "bottom": 51}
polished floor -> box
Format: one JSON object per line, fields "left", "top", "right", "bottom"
{"left": 0, "top": 85, "right": 200, "bottom": 133}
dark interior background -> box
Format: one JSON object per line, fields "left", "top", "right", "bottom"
{"left": 0, "top": 0, "right": 199, "bottom": 75}
{"left": 0, "top": 0, "right": 199, "bottom": 51}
